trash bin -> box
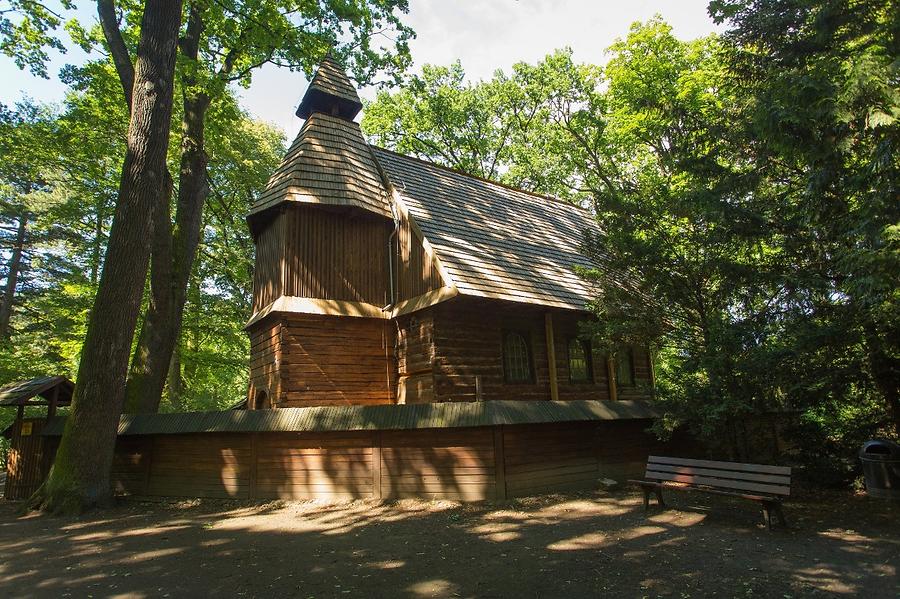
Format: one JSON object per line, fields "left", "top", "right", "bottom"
{"left": 859, "top": 440, "right": 900, "bottom": 500}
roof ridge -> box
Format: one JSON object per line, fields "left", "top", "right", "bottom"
{"left": 370, "top": 146, "right": 588, "bottom": 212}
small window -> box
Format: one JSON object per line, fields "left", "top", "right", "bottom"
{"left": 616, "top": 349, "right": 634, "bottom": 386}
{"left": 568, "top": 339, "right": 593, "bottom": 383}
{"left": 255, "top": 390, "right": 271, "bottom": 410}
{"left": 503, "top": 331, "right": 533, "bottom": 383}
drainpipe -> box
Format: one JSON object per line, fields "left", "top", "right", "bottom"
{"left": 383, "top": 199, "right": 400, "bottom": 312}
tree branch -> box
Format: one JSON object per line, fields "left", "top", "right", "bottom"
{"left": 97, "top": 0, "right": 135, "bottom": 110}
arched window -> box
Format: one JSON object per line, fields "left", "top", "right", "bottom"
{"left": 616, "top": 349, "right": 634, "bottom": 387}
{"left": 503, "top": 331, "right": 533, "bottom": 383}
{"left": 568, "top": 339, "right": 593, "bottom": 383}
{"left": 254, "top": 389, "right": 271, "bottom": 410}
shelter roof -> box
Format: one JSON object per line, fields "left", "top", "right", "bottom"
{"left": 0, "top": 376, "right": 73, "bottom": 407}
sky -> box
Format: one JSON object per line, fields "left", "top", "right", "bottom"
{"left": 1, "top": 0, "right": 722, "bottom": 135}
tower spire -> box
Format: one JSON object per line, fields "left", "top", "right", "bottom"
{"left": 296, "top": 54, "right": 363, "bottom": 121}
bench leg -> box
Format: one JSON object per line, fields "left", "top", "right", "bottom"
{"left": 774, "top": 502, "right": 787, "bottom": 528}
{"left": 654, "top": 487, "right": 666, "bottom": 508}
{"left": 762, "top": 503, "right": 772, "bottom": 530}
{"left": 642, "top": 487, "right": 651, "bottom": 512}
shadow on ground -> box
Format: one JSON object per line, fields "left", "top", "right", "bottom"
{"left": 0, "top": 489, "right": 897, "bottom": 598}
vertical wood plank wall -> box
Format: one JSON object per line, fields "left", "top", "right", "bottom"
{"left": 281, "top": 207, "right": 392, "bottom": 304}
{"left": 248, "top": 320, "right": 282, "bottom": 407}
{"left": 251, "top": 215, "right": 284, "bottom": 312}
{"left": 3, "top": 418, "right": 50, "bottom": 500}
{"left": 67, "top": 420, "right": 686, "bottom": 503}
{"left": 396, "top": 207, "right": 443, "bottom": 301}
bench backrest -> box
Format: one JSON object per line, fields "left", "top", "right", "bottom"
{"left": 645, "top": 456, "right": 792, "bottom": 497}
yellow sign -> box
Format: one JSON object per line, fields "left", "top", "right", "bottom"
{"left": 20, "top": 421, "right": 32, "bottom": 436}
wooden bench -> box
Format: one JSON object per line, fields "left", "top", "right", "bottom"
{"left": 629, "top": 456, "right": 792, "bottom": 530}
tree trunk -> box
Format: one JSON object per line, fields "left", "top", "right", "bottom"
{"left": 167, "top": 339, "right": 183, "bottom": 411}
{"left": 125, "top": 5, "right": 209, "bottom": 414}
{"left": 35, "top": 0, "right": 183, "bottom": 513}
{"left": 0, "top": 212, "right": 28, "bottom": 339}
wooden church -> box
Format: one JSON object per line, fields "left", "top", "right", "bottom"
{"left": 245, "top": 56, "right": 654, "bottom": 410}
{"left": 5, "top": 58, "right": 671, "bottom": 504}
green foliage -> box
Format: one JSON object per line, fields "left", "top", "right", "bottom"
{"left": 364, "top": 8, "right": 898, "bottom": 479}
{"left": 0, "top": 0, "right": 75, "bottom": 77}
{"left": 0, "top": 84, "right": 283, "bottom": 412}
{"left": 362, "top": 49, "right": 598, "bottom": 198}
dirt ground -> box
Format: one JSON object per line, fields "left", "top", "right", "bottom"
{"left": 0, "top": 488, "right": 897, "bottom": 598}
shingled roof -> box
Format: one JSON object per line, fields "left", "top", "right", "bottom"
{"left": 249, "top": 112, "right": 392, "bottom": 226}
{"left": 374, "top": 149, "right": 599, "bottom": 311}
{"left": 251, "top": 55, "right": 603, "bottom": 313}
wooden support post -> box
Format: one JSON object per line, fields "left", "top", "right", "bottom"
{"left": 493, "top": 426, "right": 507, "bottom": 500}
{"left": 143, "top": 437, "right": 155, "bottom": 496}
{"left": 544, "top": 312, "right": 559, "bottom": 402}
{"left": 47, "top": 385, "right": 59, "bottom": 419}
{"left": 248, "top": 433, "right": 259, "bottom": 500}
{"left": 607, "top": 356, "right": 618, "bottom": 401}
{"left": 373, "top": 431, "right": 383, "bottom": 500}
{"left": 16, "top": 404, "right": 24, "bottom": 421}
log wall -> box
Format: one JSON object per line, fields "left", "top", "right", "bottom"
{"left": 422, "top": 299, "right": 654, "bottom": 403}
{"left": 250, "top": 314, "right": 396, "bottom": 407}
{"left": 56, "top": 420, "right": 690, "bottom": 503}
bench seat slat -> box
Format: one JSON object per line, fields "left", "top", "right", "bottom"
{"left": 630, "top": 479, "right": 774, "bottom": 502}
{"left": 648, "top": 455, "right": 791, "bottom": 477}
{"left": 645, "top": 463, "right": 791, "bottom": 486}
{"left": 645, "top": 469, "right": 791, "bottom": 496}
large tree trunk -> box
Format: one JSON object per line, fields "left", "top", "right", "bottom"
{"left": 125, "top": 6, "right": 209, "bottom": 413}
{"left": 167, "top": 340, "right": 184, "bottom": 411}
{"left": 0, "top": 212, "right": 28, "bottom": 339}
{"left": 35, "top": 0, "right": 183, "bottom": 513}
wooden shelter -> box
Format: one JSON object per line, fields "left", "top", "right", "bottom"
{"left": 1, "top": 376, "right": 73, "bottom": 500}
{"left": 246, "top": 56, "right": 654, "bottom": 410}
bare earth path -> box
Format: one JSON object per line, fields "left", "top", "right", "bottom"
{"left": 0, "top": 490, "right": 897, "bottom": 598}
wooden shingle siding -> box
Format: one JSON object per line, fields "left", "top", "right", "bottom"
{"left": 277, "top": 314, "right": 395, "bottom": 407}
{"left": 295, "top": 55, "right": 363, "bottom": 119}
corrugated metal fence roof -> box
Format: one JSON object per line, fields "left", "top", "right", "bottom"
{"left": 41, "top": 400, "right": 658, "bottom": 437}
